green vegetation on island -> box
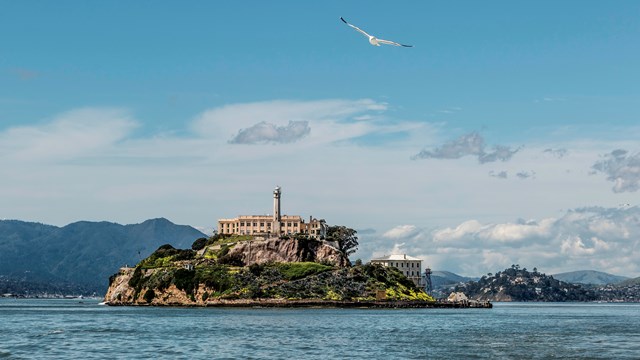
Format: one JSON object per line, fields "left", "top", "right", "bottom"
{"left": 106, "top": 229, "right": 435, "bottom": 306}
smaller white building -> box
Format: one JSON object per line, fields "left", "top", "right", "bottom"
{"left": 370, "top": 254, "right": 423, "bottom": 287}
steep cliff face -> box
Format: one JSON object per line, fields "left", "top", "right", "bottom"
{"left": 228, "top": 238, "right": 349, "bottom": 268}
{"left": 105, "top": 267, "right": 205, "bottom": 306}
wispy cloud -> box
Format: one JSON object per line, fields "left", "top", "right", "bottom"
{"left": 411, "top": 132, "right": 520, "bottom": 163}
{"left": 229, "top": 120, "right": 310, "bottom": 144}
{"left": 543, "top": 148, "right": 568, "bottom": 159}
{"left": 0, "top": 107, "right": 137, "bottom": 162}
{"left": 489, "top": 170, "right": 508, "bottom": 179}
{"left": 190, "top": 99, "right": 390, "bottom": 148}
{"left": 516, "top": 170, "right": 536, "bottom": 180}
{"left": 591, "top": 149, "right": 640, "bottom": 193}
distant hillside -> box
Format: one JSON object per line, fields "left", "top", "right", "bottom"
{"left": 617, "top": 277, "right": 640, "bottom": 287}
{"left": 431, "top": 271, "right": 477, "bottom": 288}
{"left": 552, "top": 270, "right": 629, "bottom": 285}
{"left": 0, "top": 218, "right": 205, "bottom": 295}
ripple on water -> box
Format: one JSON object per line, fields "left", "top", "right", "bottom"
{"left": 1, "top": 300, "right": 640, "bottom": 359}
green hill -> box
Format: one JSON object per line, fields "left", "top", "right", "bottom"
{"left": 455, "top": 265, "right": 599, "bottom": 301}
{"left": 0, "top": 218, "right": 205, "bottom": 295}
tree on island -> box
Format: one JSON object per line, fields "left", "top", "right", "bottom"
{"left": 326, "top": 225, "right": 359, "bottom": 257}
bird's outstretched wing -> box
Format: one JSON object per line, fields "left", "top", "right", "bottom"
{"left": 340, "top": 17, "right": 371, "bottom": 38}
{"left": 377, "top": 38, "right": 413, "bottom": 47}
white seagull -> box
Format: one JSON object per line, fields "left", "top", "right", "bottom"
{"left": 340, "top": 17, "right": 412, "bottom": 47}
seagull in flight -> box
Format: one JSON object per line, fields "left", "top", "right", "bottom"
{"left": 340, "top": 17, "right": 412, "bottom": 47}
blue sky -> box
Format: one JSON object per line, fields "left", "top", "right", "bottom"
{"left": 1, "top": 1, "right": 640, "bottom": 276}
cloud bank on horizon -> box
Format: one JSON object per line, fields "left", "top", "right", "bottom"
{"left": 362, "top": 206, "right": 640, "bottom": 277}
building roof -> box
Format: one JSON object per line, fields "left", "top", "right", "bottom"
{"left": 371, "top": 254, "right": 422, "bottom": 261}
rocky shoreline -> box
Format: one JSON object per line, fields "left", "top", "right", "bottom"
{"left": 105, "top": 298, "right": 492, "bottom": 309}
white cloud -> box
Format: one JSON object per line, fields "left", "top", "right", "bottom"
{"left": 229, "top": 120, "right": 310, "bottom": 144}
{"left": 592, "top": 149, "right": 640, "bottom": 193}
{"left": 359, "top": 207, "right": 640, "bottom": 277}
{"left": 383, "top": 225, "right": 421, "bottom": 239}
{"left": 2, "top": 100, "right": 640, "bottom": 275}
{"left": 191, "top": 99, "right": 387, "bottom": 145}
{"left": 411, "top": 132, "right": 520, "bottom": 163}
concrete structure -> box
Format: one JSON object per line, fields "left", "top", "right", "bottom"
{"left": 370, "top": 254, "right": 423, "bottom": 287}
{"left": 218, "top": 186, "right": 327, "bottom": 238}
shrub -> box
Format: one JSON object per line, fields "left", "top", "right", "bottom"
{"left": 218, "top": 244, "right": 230, "bottom": 257}
{"left": 143, "top": 289, "right": 155, "bottom": 303}
{"left": 128, "top": 266, "right": 145, "bottom": 290}
{"left": 173, "top": 268, "right": 197, "bottom": 295}
{"left": 248, "top": 263, "right": 265, "bottom": 276}
{"left": 109, "top": 273, "right": 118, "bottom": 286}
{"left": 196, "top": 265, "right": 235, "bottom": 293}
{"left": 218, "top": 253, "right": 244, "bottom": 266}
{"left": 276, "top": 262, "right": 333, "bottom": 280}
{"left": 191, "top": 237, "right": 208, "bottom": 250}
{"left": 140, "top": 245, "right": 195, "bottom": 268}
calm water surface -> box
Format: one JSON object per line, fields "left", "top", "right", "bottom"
{"left": 1, "top": 299, "right": 639, "bottom": 359}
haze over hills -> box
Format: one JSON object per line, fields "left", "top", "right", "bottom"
{"left": 430, "top": 271, "right": 477, "bottom": 288}
{"left": 0, "top": 218, "right": 205, "bottom": 295}
{"left": 617, "top": 277, "right": 640, "bottom": 287}
{"left": 552, "top": 270, "right": 629, "bottom": 285}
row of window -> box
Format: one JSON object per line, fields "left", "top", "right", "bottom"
{"left": 235, "top": 222, "right": 299, "bottom": 227}
{"left": 404, "top": 271, "right": 421, "bottom": 277}
{"left": 393, "top": 262, "right": 420, "bottom": 269}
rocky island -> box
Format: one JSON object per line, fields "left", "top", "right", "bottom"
{"left": 104, "top": 231, "right": 488, "bottom": 308}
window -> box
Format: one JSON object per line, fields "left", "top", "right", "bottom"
{"left": 240, "top": 222, "right": 245, "bottom": 226}
{"left": 260, "top": 222, "right": 264, "bottom": 226}
{"left": 287, "top": 222, "right": 292, "bottom": 227}
{"left": 253, "top": 222, "right": 257, "bottom": 226}
{"left": 401, "top": 263, "right": 404, "bottom": 268}
{"left": 411, "top": 263, "right": 414, "bottom": 268}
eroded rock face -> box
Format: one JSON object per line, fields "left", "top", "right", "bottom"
{"left": 228, "top": 238, "right": 349, "bottom": 268}
{"left": 104, "top": 267, "right": 136, "bottom": 304}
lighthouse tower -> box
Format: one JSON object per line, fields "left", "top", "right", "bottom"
{"left": 272, "top": 186, "right": 282, "bottom": 235}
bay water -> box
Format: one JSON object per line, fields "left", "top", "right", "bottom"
{"left": 1, "top": 299, "right": 638, "bottom": 359}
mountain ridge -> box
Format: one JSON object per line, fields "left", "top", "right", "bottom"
{"left": 552, "top": 270, "right": 629, "bottom": 285}
{"left": 0, "top": 218, "right": 205, "bottom": 295}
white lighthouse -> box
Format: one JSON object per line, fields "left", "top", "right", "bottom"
{"left": 272, "top": 186, "right": 282, "bottom": 235}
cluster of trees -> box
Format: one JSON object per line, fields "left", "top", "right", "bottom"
{"left": 456, "top": 265, "right": 598, "bottom": 301}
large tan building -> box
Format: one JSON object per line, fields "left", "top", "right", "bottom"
{"left": 370, "top": 254, "right": 424, "bottom": 287}
{"left": 217, "top": 186, "right": 327, "bottom": 238}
